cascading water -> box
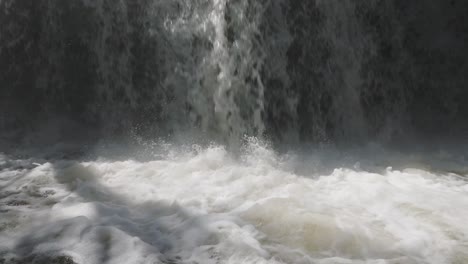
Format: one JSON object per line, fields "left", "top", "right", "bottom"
{"left": 2, "top": 0, "right": 467, "bottom": 145}
{"left": 1, "top": 0, "right": 290, "bottom": 145}
{"left": 1, "top": 1, "right": 468, "bottom": 264}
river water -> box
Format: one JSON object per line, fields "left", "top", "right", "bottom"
{"left": 1, "top": 140, "right": 468, "bottom": 264}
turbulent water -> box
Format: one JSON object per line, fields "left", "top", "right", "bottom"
{"left": 1, "top": 0, "right": 468, "bottom": 263}
{"left": 1, "top": 141, "right": 468, "bottom": 264}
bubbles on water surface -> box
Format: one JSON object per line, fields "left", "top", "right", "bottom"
{"left": 1, "top": 141, "right": 468, "bottom": 264}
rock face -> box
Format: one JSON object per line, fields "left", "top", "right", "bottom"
{"left": 1, "top": 0, "right": 467, "bottom": 145}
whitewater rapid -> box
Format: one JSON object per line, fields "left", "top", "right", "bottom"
{"left": 1, "top": 141, "right": 468, "bottom": 264}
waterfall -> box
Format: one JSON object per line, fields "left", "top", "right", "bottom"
{"left": 1, "top": 0, "right": 467, "bottom": 146}
{"left": 1, "top": 2, "right": 468, "bottom": 263}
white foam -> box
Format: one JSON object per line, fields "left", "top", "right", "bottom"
{"left": 1, "top": 142, "right": 468, "bottom": 263}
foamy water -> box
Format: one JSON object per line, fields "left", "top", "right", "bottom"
{"left": 1, "top": 141, "right": 468, "bottom": 264}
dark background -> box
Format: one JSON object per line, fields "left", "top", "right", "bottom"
{"left": 1, "top": 0, "right": 467, "bottom": 147}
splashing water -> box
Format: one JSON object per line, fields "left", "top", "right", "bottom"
{"left": 1, "top": 141, "right": 468, "bottom": 264}
{"left": 2, "top": 1, "right": 468, "bottom": 263}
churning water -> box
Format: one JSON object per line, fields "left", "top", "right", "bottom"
{"left": 1, "top": 0, "right": 468, "bottom": 263}
{"left": 1, "top": 141, "right": 468, "bottom": 264}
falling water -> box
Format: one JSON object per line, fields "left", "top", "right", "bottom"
{"left": 2, "top": 0, "right": 467, "bottom": 144}
{"left": 1, "top": 1, "right": 468, "bottom": 263}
